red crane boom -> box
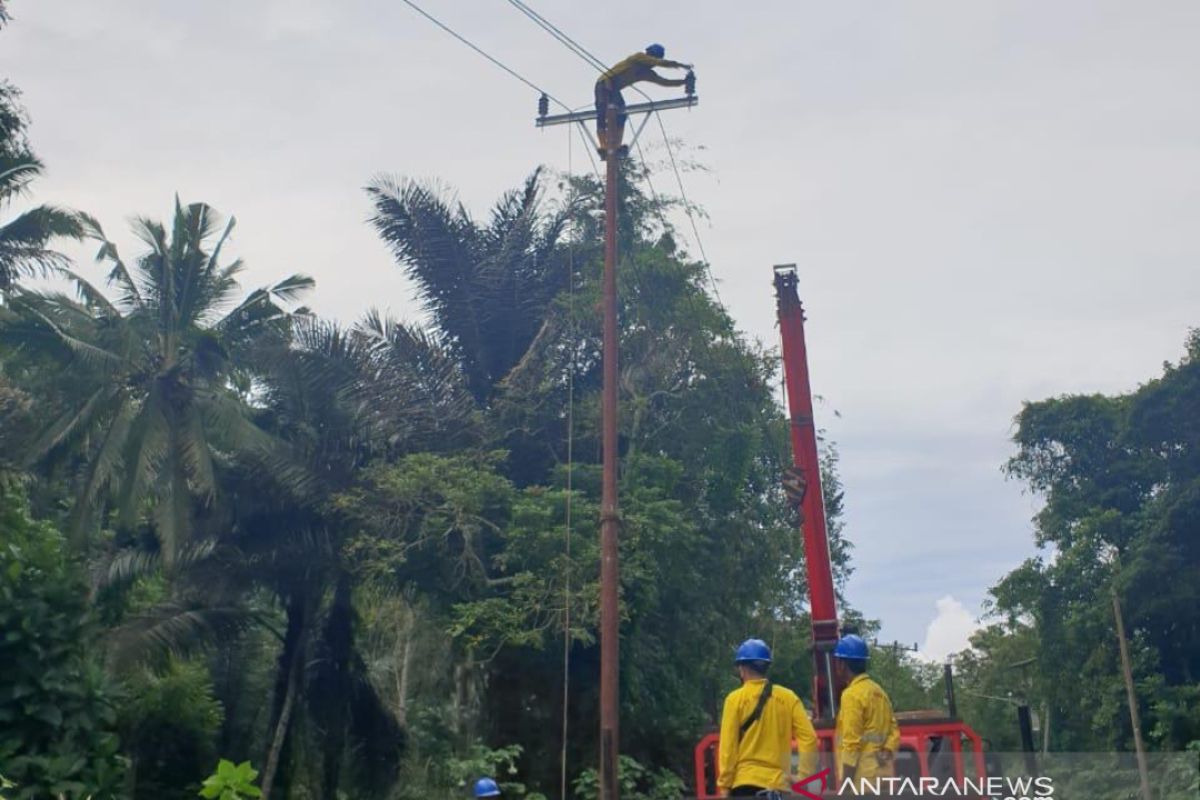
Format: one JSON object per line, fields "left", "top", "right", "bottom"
{"left": 774, "top": 264, "right": 841, "bottom": 721}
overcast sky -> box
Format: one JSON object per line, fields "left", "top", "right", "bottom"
{"left": 5, "top": 0, "right": 1198, "bottom": 656}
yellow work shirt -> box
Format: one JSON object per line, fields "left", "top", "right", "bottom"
{"left": 718, "top": 679, "right": 819, "bottom": 793}
{"left": 834, "top": 674, "right": 901, "bottom": 792}
{"left": 597, "top": 52, "right": 673, "bottom": 91}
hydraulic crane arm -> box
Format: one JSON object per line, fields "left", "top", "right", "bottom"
{"left": 773, "top": 265, "right": 840, "bottom": 721}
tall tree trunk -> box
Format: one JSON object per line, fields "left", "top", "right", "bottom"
{"left": 319, "top": 574, "right": 354, "bottom": 800}
{"left": 262, "top": 640, "right": 302, "bottom": 800}
{"left": 262, "top": 592, "right": 307, "bottom": 800}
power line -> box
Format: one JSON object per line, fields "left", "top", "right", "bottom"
{"left": 503, "top": 0, "right": 607, "bottom": 73}
{"left": 400, "top": 0, "right": 564, "bottom": 107}
{"left": 398, "top": 0, "right": 600, "bottom": 177}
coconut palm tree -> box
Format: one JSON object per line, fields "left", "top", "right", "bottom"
{"left": 0, "top": 198, "right": 312, "bottom": 559}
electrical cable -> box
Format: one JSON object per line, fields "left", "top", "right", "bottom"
{"left": 398, "top": 0, "right": 600, "bottom": 177}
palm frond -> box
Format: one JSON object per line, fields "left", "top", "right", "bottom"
{"left": 97, "top": 537, "right": 218, "bottom": 592}
{"left": 56, "top": 265, "right": 120, "bottom": 316}
{"left": 117, "top": 393, "right": 170, "bottom": 530}
{"left": 354, "top": 311, "right": 478, "bottom": 451}
{"left": 0, "top": 154, "right": 42, "bottom": 197}
{"left": 266, "top": 273, "right": 315, "bottom": 304}
{"left": 67, "top": 397, "right": 134, "bottom": 543}
{"left": 154, "top": 452, "right": 191, "bottom": 563}
{"left": 80, "top": 211, "right": 144, "bottom": 309}
{"left": 365, "top": 175, "right": 482, "bottom": 349}
{"left": 176, "top": 400, "right": 217, "bottom": 502}
{"left": 3, "top": 292, "right": 123, "bottom": 370}
{"left": 201, "top": 388, "right": 320, "bottom": 499}
{"left": 0, "top": 204, "right": 83, "bottom": 288}
{"left": 24, "top": 385, "right": 111, "bottom": 464}
{"left": 106, "top": 602, "right": 252, "bottom": 672}
{"left": 5, "top": 203, "right": 83, "bottom": 239}
{"left": 192, "top": 214, "right": 238, "bottom": 319}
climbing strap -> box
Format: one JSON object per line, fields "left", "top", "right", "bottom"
{"left": 738, "top": 681, "right": 774, "bottom": 741}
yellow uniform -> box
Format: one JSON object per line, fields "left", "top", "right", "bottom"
{"left": 834, "top": 674, "right": 901, "bottom": 792}
{"left": 597, "top": 53, "right": 677, "bottom": 91}
{"left": 718, "top": 679, "right": 819, "bottom": 793}
{"left": 593, "top": 52, "right": 687, "bottom": 142}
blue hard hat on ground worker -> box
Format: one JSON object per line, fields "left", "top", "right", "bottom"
{"left": 645, "top": 43, "right": 666, "bottom": 58}
{"left": 833, "top": 634, "right": 869, "bottom": 661}
{"left": 734, "top": 638, "right": 772, "bottom": 664}
{"left": 474, "top": 778, "right": 501, "bottom": 798}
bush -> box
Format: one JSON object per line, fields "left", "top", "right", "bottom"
{"left": 573, "top": 756, "right": 683, "bottom": 800}
{"left": 0, "top": 489, "right": 125, "bottom": 798}
{"left": 120, "top": 659, "right": 224, "bottom": 799}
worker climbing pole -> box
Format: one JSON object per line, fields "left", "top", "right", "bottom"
{"left": 536, "top": 50, "right": 698, "bottom": 800}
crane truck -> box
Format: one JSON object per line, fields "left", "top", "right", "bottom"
{"left": 691, "top": 265, "right": 987, "bottom": 797}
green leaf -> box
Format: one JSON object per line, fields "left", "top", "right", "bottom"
{"left": 32, "top": 705, "right": 62, "bottom": 727}
{"left": 199, "top": 775, "right": 222, "bottom": 799}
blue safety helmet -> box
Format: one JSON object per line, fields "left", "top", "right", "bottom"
{"left": 645, "top": 43, "right": 666, "bottom": 58}
{"left": 734, "top": 638, "right": 772, "bottom": 665}
{"left": 474, "top": 778, "right": 501, "bottom": 798}
{"left": 833, "top": 634, "right": 869, "bottom": 661}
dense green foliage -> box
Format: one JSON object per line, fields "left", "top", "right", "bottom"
{"left": 975, "top": 330, "right": 1200, "bottom": 751}
{"left": 118, "top": 659, "right": 224, "bottom": 799}
{"left": 0, "top": 489, "right": 124, "bottom": 799}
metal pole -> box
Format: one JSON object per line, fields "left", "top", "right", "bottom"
{"left": 1112, "top": 586, "right": 1152, "bottom": 800}
{"left": 598, "top": 100, "right": 622, "bottom": 800}
{"left": 943, "top": 662, "right": 958, "bottom": 718}
{"left": 822, "top": 650, "right": 837, "bottom": 717}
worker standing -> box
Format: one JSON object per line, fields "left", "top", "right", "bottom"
{"left": 594, "top": 44, "right": 692, "bottom": 155}
{"left": 718, "top": 639, "right": 819, "bottom": 797}
{"left": 831, "top": 635, "right": 900, "bottom": 794}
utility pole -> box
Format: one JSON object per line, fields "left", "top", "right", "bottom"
{"left": 598, "top": 100, "right": 622, "bottom": 800}
{"left": 536, "top": 80, "right": 698, "bottom": 800}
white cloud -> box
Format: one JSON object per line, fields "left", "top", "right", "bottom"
{"left": 920, "top": 596, "right": 979, "bottom": 663}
